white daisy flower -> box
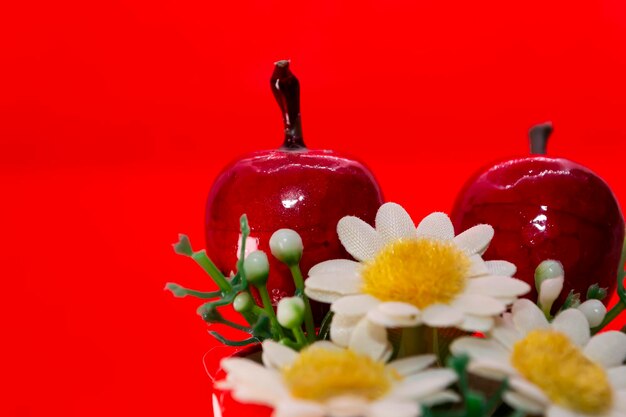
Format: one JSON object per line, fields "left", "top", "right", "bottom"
{"left": 451, "top": 299, "right": 626, "bottom": 417}
{"left": 217, "top": 339, "right": 459, "bottom": 417}
{"left": 304, "top": 202, "right": 530, "bottom": 345}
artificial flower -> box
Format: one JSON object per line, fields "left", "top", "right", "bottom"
{"left": 451, "top": 299, "right": 626, "bottom": 417}
{"left": 304, "top": 202, "right": 530, "bottom": 347}
{"left": 217, "top": 339, "right": 459, "bottom": 417}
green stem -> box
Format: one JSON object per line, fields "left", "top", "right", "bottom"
{"left": 241, "top": 311, "right": 258, "bottom": 326}
{"left": 258, "top": 284, "right": 285, "bottom": 339}
{"left": 217, "top": 318, "right": 252, "bottom": 333}
{"left": 398, "top": 326, "right": 424, "bottom": 357}
{"left": 432, "top": 327, "right": 440, "bottom": 364}
{"left": 291, "top": 326, "right": 308, "bottom": 347}
{"left": 591, "top": 239, "right": 626, "bottom": 333}
{"left": 185, "top": 288, "right": 222, "bottom": 299}
{"left": 191, "top": 251, "right": 231, "bottom": 292}
{"left": 289, "top": 264, "right": 316, "bottom": 342}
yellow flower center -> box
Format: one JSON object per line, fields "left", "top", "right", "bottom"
{"left": 511, "top": 330, "right": 612, "bottom": 414}
{"left": 281, "top": 347, "right": 399, "bottom": 402}
{"left": 361, "top": 238, "right": 471, "bottom": 309}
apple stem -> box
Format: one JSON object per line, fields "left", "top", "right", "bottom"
{"left": 529, "top": 122, "right": 554, "bottom": 155}
{"left": 271, "top": 60, "right": 306, "bottom": 150}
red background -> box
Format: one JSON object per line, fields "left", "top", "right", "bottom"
{"left": 2, "top": 1, "right": 626, "bottom": 415}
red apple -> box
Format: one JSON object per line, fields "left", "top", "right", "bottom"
{"left": 205, "top": 61, "right": 383, "bottom": 315}
{"left": 451, "top": 123, "right": 624, "bottom": 303}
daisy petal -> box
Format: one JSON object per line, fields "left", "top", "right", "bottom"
{"left": 367, "top": 400, "right": 421, "bottom": 417}
{"left": 375, "top": 202, "right": 417, "bottom": 243}
{"left": 309, "top": 340, "right": 344, "bottom": 351}
{"left": 546, "top": 405, "right": 583, "bottom": 417}
{"left": 261, "top": 340, "right": 297, "bottom": 369}
{"left": 511, "top": 299, "right": 549, "bottom": 334}
{"left": 415, "top": 212, "right": 455, "bottom": 240}
{"left": 367, "top": 308, "right": 421, "bottom": 328}
{"left": 326, "top": 396, "right": 368, "bottom": 417}
{"left": 330, "top": 313, "right": 361, "bottom": 347}
{"left": 450, "top": 337, "right": 508, "bottom": 362}
{"left": 273, "top": 400, "right": 325, "bottom": 417}
{"left": 614, "top": 391, "right": 626, "bottom": 413}
{"left": 583, "top": 331, "right": 626, "bottom": 368}
{"left": 305, "top": 272, "right": 362, "bottom": 295}
{"left": 468, "top": 359, "right": 518, "bottom": 379}
{"left": 337, "top": 216, "right": 384, "bottom": 261}
{"left": 418, "top": 390, "right": 460, "bottom": 407}
{"left": 608, "top": 366, "right": 626, "bottom": 389}
{"left": 509, "top": 377, "right": 549, "bottom": 405}
{"left": 459, "top": 315, "right": 495, "bottom": 332}
{"left": 331, "top": 294, "right": 381, "bottom": 317}
{"left": 451, "top": 294, "right": 506, "bottom": 316}
{"left": 453, "top": 224, "right": 494, "bottom": 255}
{"left": 421, "top": 304, "right": 464, "bottom": 327}
{"left": 378, "top": 302, "right": 421, "bottom": 320}
{"left": 466, "top": 276, "right": 531, "bottom": 298}
{"left": 349, "top": 318, "right": 392, "bottom": 362}
{"left": 551, "top": 308, "right": 590, "bottom": 347}
{"left": 307, "top": 259, "right": 360, "bottom": 276}
{"left": 386, "top": 355, "right": 437, "bottom": 376}
{"left": 485, "top": 260, "right": 517, "bottom": 277}
{"left": 503, "top": 391, "right": 546, "bottom": 415}
{"left": 467, "top": 255, "right": 489, "bottom": 277}
{"left": 304, "top": 288, "right": 343, "bottom": 304}
{"left": 491, "top": 326, "right": 522, "bottom": 350}
{"left": 392, "top": 369, "right": 457, "bottom": 399}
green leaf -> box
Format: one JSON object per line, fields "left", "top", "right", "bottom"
{"left": 208, "top": 331, "right": 259, "bottom": 347}
{"left": 172, "top": 234, "right": 193, "bottom": 256}
{"left": 561, "top": 290, "right": 581, "bottom": 310}
{"left": 586, "top": 284, "right": 608, "bottom": 301}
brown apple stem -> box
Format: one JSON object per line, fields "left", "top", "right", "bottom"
{"left": 271, "top": 60, "right": 306, "bottom": 150}
{"left": 529, "top": 122, "right": 554, "bottom": 155}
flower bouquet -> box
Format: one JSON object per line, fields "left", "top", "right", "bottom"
{"left": 167, "top": 203, "right": 626, "bottom": 417}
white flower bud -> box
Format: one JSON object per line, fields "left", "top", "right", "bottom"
{"left": 233, "top": 292, "right": 254, "bottom": 313}
{"left": 269, "top": 229, "right": 303, "bottom": 266}
{"left": 535, "top": 260, "right": 565, "bottom": 291}
{"left": 243, "top": 250, "right": 270, "bottom": 286}
{"left": 577, "top": 299, "right": 607, "bottom": 327}
{"left": 539, "top": 275, "right": 564, "bottom": 315}
{"left": 277, "top": 297, "right": 305, "bottom": 329}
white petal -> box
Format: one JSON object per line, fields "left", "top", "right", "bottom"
{"left": 391, "top": 369, "right": 457, "bottom": 399}
{"left": 503, "top": 391, "right": 546, "bottom": 415}
{"left": 368, "top": 308, "right": 422, "bottom": 328}
{"left": 614, "top": 391, "right": 626, "bottom": 413}
{"left": 467, "top": 255, "right": 490, "bottom": 277}
{"left": 375, "top": 202, "right": 417, "bottom": 243}
{"left": 309, "top": 340, "right": 343, "bottom": 351}
{"left": 551, "top": 308, "right": 590, "bottom": 347}
{"left": 468, "top": 359, "right": 518, "bottom": 379}
{"left": 450, "top": 337, "right": 509, "bottom": 362}
{"left": 511, "top": 299, "right": 549, "bottom": 334}
{"left": 308, "top": 259, "right": 360, "bottom": 276}
{"left": 386, "top": 355, "right": 437, "bottom": 376}
{"left": 577, "top": 299, "right": 607, "bottom": 328}
{"left": 584, "top": 331, "right": 626, "bottom": 368}
{"left": 305, "top": 272, "right": 362, "bottom": 295}
{"left": 331, "top": 294, "right": 381, "bottom": 317}
{"left": 546, "top": 405, "right": 583, "bottom": 417}
{"left": 415, "top": 212, "right": 455, "bottom": 240}
{"left": 262, "top": 340, "right": 297, "bottom": 369}
{"left": 304, "top": 287, "right": 343, "bottom": 304}
{"left": 330, "top": 313, "right": 361, "bottom": 347}
{"left": 325, "top": 396, "right": 368, "bottom": 417}
{"left": 459, "top": 315, "right": 495, "bottom": 332}
{"left": 466, "top": 276, "right": 531, "bottom": 298}
{"left": 509, "top": 377, "right": 549, "bottom": 405}
{"left": 349, "top": 318, "right": 392, "bottom": 362}
{"left": 366, "top": 400, "right": 421, "bottom": 417}
{"left": 538, "top": 276, "right": 564, "bottom": 311}
{"left": 608, "top": 366, "right": 626, "bottom": 389}
{"left": 453, "top": 224, "right": 494, "bottom": 255}
{"left": 491, "top": 326, "right": 522, "bottom": 350}
{"left": 421, "top": 304, "right": 464, "bottom": 327}
{"left": 485, "top": 260, "right": 517, "bottom": 277}
{"left": 337, "top": 216, "right": 384, "bottom": 261}
{"left": 418, "top": 390, "right": 460, "bottom": 407}
{"left": 273, "top": 400, "right": 325, "bottom": 417}
{"left": 378, "top": 302, "right": 421, "bottom": 320}
{"left": 451, "top": 294, "right": 506, "bottom": 316}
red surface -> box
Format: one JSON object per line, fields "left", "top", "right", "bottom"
{"left": 2, "top": 1, "right": 626, "bottom": 416}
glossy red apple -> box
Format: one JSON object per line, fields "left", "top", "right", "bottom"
{"left": 205, "top": 61, "right": 383, "bottom": 314}
{"left": 451, "top": 123, "right": 624, "bottom": 303}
